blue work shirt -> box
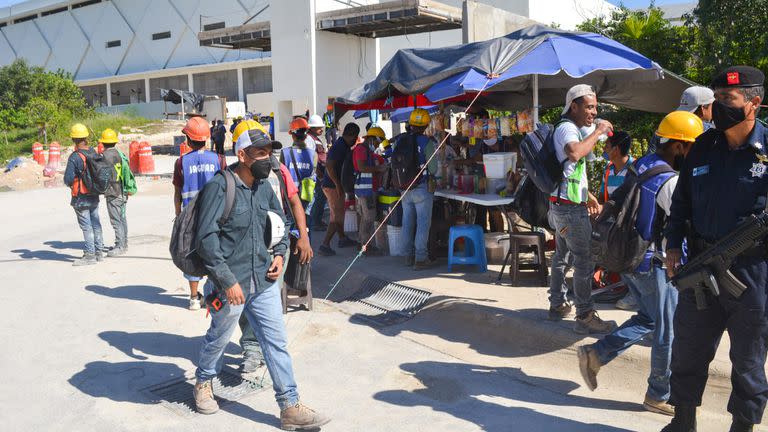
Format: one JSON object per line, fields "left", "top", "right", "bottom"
{"left": 667, "top": 122, "right": 768, "bottom": 249}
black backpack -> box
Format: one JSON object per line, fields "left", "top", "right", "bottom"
{"left": 169, "top": 170, "right": 236, "bottom": 277}
{"left": 519, "top": 119, "right": 573, "bottom": 193}
{"left": 590, "top": 164, "right": 674, "bottom": 273}
{"left": 390, "top": 133, "right": 422, "bottom": 190}
{"left": 511, "top": 174, "right": 552, "bottom": 231}
{"left": 76, "top": 150, "right": 113, "bottom": 195}
{"left": 340, "top": 147, "right": 356, "bottom": 194}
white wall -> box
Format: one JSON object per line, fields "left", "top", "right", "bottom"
{"left": 315, "top": 30, "right": 379, "bottom": 114}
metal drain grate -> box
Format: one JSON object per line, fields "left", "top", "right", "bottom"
{"left": 342, "top": 277, "right": 431, "bottom": 327}
{"left": 142, "top": 367, "right": 265, "bottom": 417}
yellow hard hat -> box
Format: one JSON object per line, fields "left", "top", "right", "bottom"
{"left": 655, "top": 110, "right": 704, "bottom": 143}
{"left": 232, "top": 119, "right": 267, "bottom": 143}
{"left": 100, "top": 128, "right": 118, "bottom": 144}
{"left": 363, "top": 126, "right": 386, "bottom": 140}
{"left": 381, "top": 139, "right": 391, "bottom": 148}
{"left": 70, "top": 123, "right": 89, "bottom": 139}
{"left": 409, "top": 108, "right": 431, "bottom": 127}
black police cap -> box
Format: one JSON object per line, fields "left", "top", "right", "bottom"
{"left": 711, "top": 66, "right": 765, "bottom": 88}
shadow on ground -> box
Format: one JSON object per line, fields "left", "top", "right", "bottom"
{"left": 97, "top": 330, "right": 241, "bottom": 365}
{"left": 375, "top": 360, "right": 639, "bottom": 432}
{"left": 86, "top": 285, "right": 189, "bottom": 309}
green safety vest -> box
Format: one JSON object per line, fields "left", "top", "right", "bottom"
{"left": 555, "top": 121, "right": 589, "bottom": 203}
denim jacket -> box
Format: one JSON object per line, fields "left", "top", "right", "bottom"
{"left": 194, "top": 168, "right": 289, "bottom": 293}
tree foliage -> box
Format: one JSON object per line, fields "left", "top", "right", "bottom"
{"left": 0, "top": 59, "right": 90, "bottom": 132}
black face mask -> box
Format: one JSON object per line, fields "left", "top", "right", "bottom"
{"left": 672, "top": 154, "right": 686, "bottom": 171}
{"left": 249, "top": 157, "right": 272, "bottom": 180}
{"left": 712, "top": 100, "right": 747, "bottom": 131}
{"left": 294, "top": 130, "right": 307, "bottom": 140}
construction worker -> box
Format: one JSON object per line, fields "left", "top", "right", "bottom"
{"left": 353, "top": 126, "right": 388, "bottom": 256}
{"left": 63, "top": 123, "right": 104, "bottom": 266}
{"left": 578, "top": 111, "right": 703, "bottom": 417}
{"left": 100, "top": 128, "right": 136, "bottom": 256}
{"left": 232, "top": 119, "right": 313, "bottom": 374}
{"left": 282, "top": 117, "right": 317, "bottom": 210}
{"left": 173, "top": 117, "right": 227, "bottom": 310}
{"left": 229, "top": 116, "right": 243, "bottom": 154}
{"left": 307, "top": 114, "right": 328, "bottom": 230}
{"left": 648, "top": 86, "right": 715, "bottom": 153}
{"left": 323, "top": 104, "right": 337, "bottom": 147}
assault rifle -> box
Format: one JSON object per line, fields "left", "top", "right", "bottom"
{"left": 671, "top": 212, "right": 768, "bottom": 310}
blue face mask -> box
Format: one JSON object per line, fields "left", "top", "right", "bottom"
{"left": 602, "top": 151, "right": 611, "bottom": 162}
{"left": 702, "top": 120, "right": 714, "bottom": 131}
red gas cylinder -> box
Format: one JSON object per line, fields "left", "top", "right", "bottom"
{"left": 137, "top": 141, "right": 155, "bottom": 174}
{"left": 129, "top": 141, "right": 140, "bottom": 172}
{"left": 32, "top": 142, "right": 45, "bottom": 165}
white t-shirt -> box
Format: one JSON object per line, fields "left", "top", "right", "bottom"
{"left": 655, "top": 174, "right": 678, "bottom": 216}
{"left": 552, "top": 121, "right": 588, "bottom": 201}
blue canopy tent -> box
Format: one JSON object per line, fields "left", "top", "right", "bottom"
{"left": 338, "top": 25, "right": 693, "bottom": 122}
{"left": 354, "top": 105, "right": 439, "bottom": 123}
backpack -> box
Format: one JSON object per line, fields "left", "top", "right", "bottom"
{"left": 590, "top": 164, "right": 674, "bottom": 273}
{"left": 76, "top": 150, "right": 112, "bottom": 195}
{"left": 169, "top": 170, "right": 236, "bottom": 277}
{"left": 519, "top": 119, "right": 573, "bottom": 193}
{"left": 340, "top": 147, "right": 356, "bottom": 193}
{"left": 390, "top": 133, "right": 422, "bottom": 190}
{"left": 510, "top": 174, "right": 552, "bottom": 230}
{"left": 119, "top": 150, "right": 137, "bottom": 195}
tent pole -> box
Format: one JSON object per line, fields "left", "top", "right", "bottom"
{"left": 532, "top": 74, "right": 539, "bottom": 125}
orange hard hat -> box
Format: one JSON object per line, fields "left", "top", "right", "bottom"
{"left": 182, "top": 117, "right": 210, "bottom": 141}
{"left": 290, "top": 117, "right": 309, "bottom": 132}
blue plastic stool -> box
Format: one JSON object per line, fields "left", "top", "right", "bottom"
{"left": 447, "top": 224, "right": 488, "bottom": 272}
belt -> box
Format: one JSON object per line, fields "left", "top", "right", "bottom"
{"left": 549, "top": 196, "right": 586, "bottom": 206}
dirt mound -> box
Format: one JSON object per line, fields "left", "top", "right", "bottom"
{"left": 0, "top": 157, "right": 64, "bottom": 191}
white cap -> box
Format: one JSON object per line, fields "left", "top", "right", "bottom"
{"left": 308, "top": 114, "right": 324, "bottom": 128}
{"left": 562, "top": 84, "right": 596, "bottom": 116}
{"left": 676, "top": 86, "right": 715, "bottom": 112}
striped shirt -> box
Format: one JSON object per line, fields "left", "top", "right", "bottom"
{"left": 600, "top": 156, "right": 633, "bottom": 201}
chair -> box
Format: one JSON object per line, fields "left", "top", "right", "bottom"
{"left": 497, "top": 231, "right": 548, "bottom": 285}
{"left": 447, "top": 224, "right": 487, "bottom": 272}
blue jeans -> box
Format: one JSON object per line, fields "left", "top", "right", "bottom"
{"left": 401, "top": 184, "right": 433, "bottom": 261}
{"left": 74, "top": 204, "right": 103, "bottom": 255}
{"left": 309, "top": 180, "right": 327, "bottom": 227}
{"left": 548, "top": 202, "right": 594, "bottom": 316}
{"left": 592, "top": 264, "right": 678, "bottom": 401}
{"left": 196, "top": 279, "right": 299, "bottom": 410}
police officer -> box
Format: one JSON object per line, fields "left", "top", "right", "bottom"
{"left": 664, "top": 66, "right": 767, "bottom": 432}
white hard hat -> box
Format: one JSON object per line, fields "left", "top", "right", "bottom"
{"left": 266, "top": 210, "right": 286, "bottom": 249}
{"left": 308, "top": 114, "right": 324, "bottom": 128}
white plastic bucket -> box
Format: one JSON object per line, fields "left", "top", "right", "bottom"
{"left": 387, "top": 225, "right": 405, "bottom": 256}
{"left": 483, "top": 152, "right": 517, "bottom": 179}
{"left": 344, "top": 209, "right": 358, "bottom": 233}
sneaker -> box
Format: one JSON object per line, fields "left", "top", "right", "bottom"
{"left": 280, "top": 402, "right": 331, "bottom": 431}
{"left": 95, "top": 251, "right": 104, "bottom": 262}
{"left": 643, "top": 396, "right": 675, "bottom": 416}
{"left": 73, "top": 254, "right": 98, "bottom": 266}
{"left": 577, "top": 345, "right": 601, "bottom": 391}
{"left": 107, "top": 247, "right": 126, "bottom": 257}
{"left": 547, "top": 302, "right": 573, "bottom": 321}
{"left": 405, "top": 256, "right": 415, "bottom": 267}
{"left": 414, "top": 258, "right": 437, "bottom": 271}
{"left": 318, "top": 245, "right": 336, "bottom": 256}
{"left": 193, "top": 380, "right": 219, "bottom": 415}
{"left": 338, "top": 238, "right": 358, "bottom": 248}
{"left": 189, "top": 293, "right": 203, "bottom": 311}
{"left": 616, "top": 292, "right": 639, "bottom": 311}
{"left": 574, "top": 310, "right": 617, "bottom": 335}
{"left": 241, "top": 350, "right": 265, "bottom": 374}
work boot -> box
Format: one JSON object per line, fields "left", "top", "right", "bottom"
{"left": 107, "top": 247, "right": 126, "bottom": 257}
{"left": 574, "top": 310, "right": 617, "bottom": 335}
{"left": 577, "top": 345, "right": 601, "bottom": 391}
{"left": 241, "top": 350, "right": 265, "bottom": 374}
{"left": 660, "top": 405, "right": 696, "bottom": 432}
{"left": 73, "top": 254, "right": 98, "bottom": 266}
{"left": 644, "top": 396, "right": 675, "bottom": 416}
{"left": 729, "top": 418, "right": 754, "bottom": 432}
{"left": 280, "top": 402, "right": 331, "bottom": 431}
{"left": 193, "top": 380, "right": 219, "bottom": 415}
{"left": 547, "top": 301, "right": 572, "bottom": 321}
{"left": 95, "top": 251, "right": 104, "bottom": 262}
{"left": 405, "top": 255, "right": 415, "bottom": 267}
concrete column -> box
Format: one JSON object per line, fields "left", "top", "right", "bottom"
{"left": 106, "top": 82, "right": 112, "bottom": 107}
{"left": 237, "top": 67, "right": 244, "bottom": 102}
{"left": 187, "top": 73, "right": 194, "bottom": 92}
{"left": 144, "top": 77, "right": 150, "bottom": 103}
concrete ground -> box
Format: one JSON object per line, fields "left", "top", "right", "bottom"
{"left": 0, "top": 178, "right": 763, "bottom": 431}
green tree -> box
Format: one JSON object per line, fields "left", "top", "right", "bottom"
{"left": 684, "top": 0, "right": 768, "bottom": 82}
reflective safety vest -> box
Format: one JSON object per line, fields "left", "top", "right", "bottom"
{"left": 354, "top": 145, "right": 375, "bottom": 197}
{"left": 634, "top": 153, "right": 676, "bottom": 272}
{"left": 181, "top": 149, "right": 222, "bottom": 207}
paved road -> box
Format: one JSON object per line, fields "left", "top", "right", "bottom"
{"left": 0, "top": 181, "right": 752, "bottom": 431}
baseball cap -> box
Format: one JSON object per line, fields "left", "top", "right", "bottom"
{"left": 676, "top": 86, "right": 715, "bottom": 112}
{"left": 235, "top": 129, "right": 280, "bottom": 153}
{"left": 562, "top": 84, "right": 597, "bottom": 116}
